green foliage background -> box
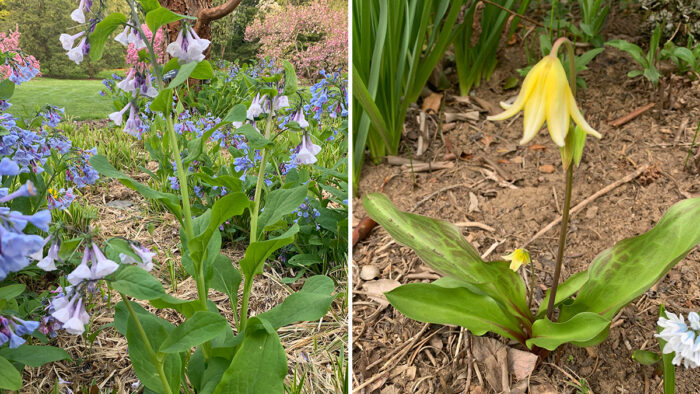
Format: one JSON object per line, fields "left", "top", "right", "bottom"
{"left": 0, "top": 0, "right": 126, "bottom": 78}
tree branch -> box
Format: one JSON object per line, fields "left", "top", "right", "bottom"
{"left": 194, "top": 0, "right": 242, "bottom": 33}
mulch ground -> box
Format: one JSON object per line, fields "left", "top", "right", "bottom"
{"left": 352, "top": 5, "right": 700, "bottom": 394}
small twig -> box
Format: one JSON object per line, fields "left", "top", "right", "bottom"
{"left": 352, "top": 217, "right": 378, "bottom": 247}
{"left": 523, "top": 164, "right": 651, "bottom": 247}
{"left": 609, "top": 103, "right": 656, "bottom": 128}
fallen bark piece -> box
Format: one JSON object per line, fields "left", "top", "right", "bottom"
{"left": 609, "top": 103, "right": 655, "bottom": 128}
{"left": 352, "top": 216, "right": 378, "bottom": 246}
{"left": 402, "top": 161, "right": 454, "bottom": 173}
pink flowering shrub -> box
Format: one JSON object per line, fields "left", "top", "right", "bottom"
{"left": 0, "top": 26, "right": 41, "bottom": 83}
{"left": 126, "top": 24, "right": 166, "bottom": 70}
{"left": 245, "top": 0, "right": 347, "bottom": 79}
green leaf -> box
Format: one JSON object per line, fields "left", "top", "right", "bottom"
{"left": 150, "top": 88, "right": 173, "bottom": 114}
{"left": 146, "top": 7, "right": 184, "bottom": 35}
{"left": 0, "top": 79, "right": 15, "bottom": 101}
{"left": 111, "top": 265, "right": 166, "bottom": 300}
{"left": 362, "top": 193, "right": 531, "bottom": 322}
{"left": 281, "top": 60, "right": 298, "bottom": 95}
{"left": 0, "top": 345, "right": 71, "bottom": 367}
{"left": 0, "top": 355, "right": 21, "bottom": 390}
{"left": 257, "top": 186, "right": 308, "bottom": 235}
{"left": 0, "top": 284, "right": 25, "bottom": 300}
{"left": 526, "top": 312, "right": 611, "bottom": 350}
{"left": 150, "top": 294, "right": 201, "bottom": 318}
{"left": 90, "top": 155, "right": 181, "bottom": 216}
{"left": 257, "top": 276, "right": 335, "bottom": 329}
{"left": 126, "top": 308, "right": 181, "bottom": 393}
{"left": 138, "top": 0, "right": 161, "bottom": 13}
{"left": 189, "top": 193, "right": 250, "bottom": 265}
{"left": 191, "top": 60, "right": 214, "bottom": 80}
{"left": 632, "top": 350, "right": 660, "bottom": 365}
{"left": 195, "top": 173, "right": 243, "bottom": 195}
{"left": 560, "top": 197, "right": 700, "bottom": 321}
{"left": 606, "top": 40, "right": 648, "bottom": 67}
{"left": 200, "top": 357, "right": 230, "bottom": 394}
{"left": 240, "top": 225, "right": 299, "bottom": 279}
{"left": 386, "top": 282, "right": 526, "bottom": 342}
{"left": 168, "top": 61, "right": 198, "bottom": 89}
{"left": 627, "top": 69, "right": 643, "bottom": 78}
{"left": 89, "top": 13, "right": 127, "bottom": 61}
{"left": 159, "top": 311, "right": 230, "bottom": 353}
{"left": 658, "top": 305, "right": 676, "bottom": 394}
{"left": 559, "top": 125, "right": 587, "bottom": 169}
{"left": 536, "top": 270, "right": 588, "bottom": 318}
{"left": 213, "top": 317, "right": 287, "bottom": 394}
{"left": 209, "top": 255, "right": 242, "bottom": 307}
{"left": 235, "top": 124, "right": 273, "bottom": 150}
{"left": 222, "top": 104, "right": 247, "bottom": 124}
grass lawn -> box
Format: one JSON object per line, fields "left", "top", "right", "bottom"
{"left": 8, "top": 78, "right": 114, "bottom": 120}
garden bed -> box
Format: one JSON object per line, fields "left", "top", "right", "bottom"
{"left": 352, "top": 7, "right": 700, "bottom": 393}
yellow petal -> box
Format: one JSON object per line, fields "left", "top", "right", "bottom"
{"left": 568, "top": 94, "right": 602, "bottom": 139}
{"left": 509, "top": 260, "right": 522, "bottom": 271}
{"left": 488, "top": 59, "right": 544, "bottom": 121}
{"left": 545, "top": 59, "right": 570, "bottom": 147}
{"left": 521, "top": 78, "right": 546, "bottom": 145}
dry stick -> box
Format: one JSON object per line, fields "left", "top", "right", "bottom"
{"left": 523, "top": 164, "right": 650, "bottom": 247}
{"left": 609, "top": 103, "right": 656, "bottom": 128}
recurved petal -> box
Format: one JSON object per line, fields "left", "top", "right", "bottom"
{"left": 545, "top": 61, "right": 570, "bottom": 147}
{"left": 521, "top": 82, "right": 546, "bottom": 145}
{"left": 488, "top": 59, "right": 544, "bottom": 121}
{"left": 568, "top": 94, "right": 602, "bottom": 139}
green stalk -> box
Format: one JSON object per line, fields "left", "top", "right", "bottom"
{"left": 546, "top": 38, "right": 578, "bottom": 321}
{"left": 122, "top": 294, "right": 172, "bottom": 394}
{"left": 241, "top": 106, "right": 275, "bottom": 330}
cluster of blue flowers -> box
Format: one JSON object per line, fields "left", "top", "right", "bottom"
{"left": 221, "top": 58, "right": 282, "bottom": 83}
{"left": 0, "top": 314, "right": 40, "bottom": 348}
{"left": 291, "top": 198, "right": 321, "bottom": 230}
{"left": 305, "top": 69, "right": 348, "bottom": 123}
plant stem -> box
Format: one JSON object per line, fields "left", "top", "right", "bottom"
{"left": 528, "top": 263, "right": 536, "bottom": 310}
{"left": 546, "top": 37, "right": 577, "bottom": 321}
{"left": 241, "top": 107, "right": 275, "bottom": 330}
{"left": 684, "top": 121, "right": 699, "bottom": 168}
{"left": 121, "top": 294, "right": 172, "bottom": 394}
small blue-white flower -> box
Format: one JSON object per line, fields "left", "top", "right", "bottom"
{"left": 656, "top": 310, "right": 700, "bottom": 368}
{"left": 294, "top": 134, "right": 321, "bottom": 165}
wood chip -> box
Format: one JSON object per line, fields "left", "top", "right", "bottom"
{"left": 538, "top": 164, "right": 556, "bottom": 173}
{"left": 422, "top": 92, "right": 443, "bottom": 113}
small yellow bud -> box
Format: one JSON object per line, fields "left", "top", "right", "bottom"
{"left": 503, "top": 248, "right": 531, "bottom": 272}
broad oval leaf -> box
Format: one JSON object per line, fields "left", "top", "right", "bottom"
{"left": 527, "top": 312, "right": 610, "bottom": 351}
{"left": 213, "top": 317, "right": 287, "bottom": 394}
{"left": 111, "top": 265, "right": 165, "bottom": 300}
{"left": 0, "top": 284, "right": 25, "bottom": 301}
{"left": 561, "top": 197, "right": 700, "bottom": 321}
{"left": 257, "top": 186, "right": 308, "bottom": 235}
{"left": 159, "top": 311, "right": 230, "bottom": 353}
{"left": 146, "top": 7, "right": 184, "bottom": 35}
{"left": 256, "top": 275, "right": 335, "bottom": 329}
{"left": 363, "top": 193, "right": 531, "bottom": 322}
{"left": 0, "top": 345, "right": 71, "bottom": 367}
{"left": 90, "top": 13, "right": 127, "bottom": 61}
{"left": 386, "top": 283, "right": 526, "bottom": 343}
{"left": 240, "top": 225, "right": 299, "bottom": 280}
{"left": 0, "top": 355, "right": 21, "bottom": 390}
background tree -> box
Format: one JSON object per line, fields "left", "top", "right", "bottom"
{"left": 0, "top": 0, "right": 125, "bottom": 78}
{"left": 157, "top": 0, "right": 243, "bottom": 46}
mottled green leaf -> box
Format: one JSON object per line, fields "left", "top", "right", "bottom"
{"left": 561, "top": 197, "right": 700, "bottom": 321}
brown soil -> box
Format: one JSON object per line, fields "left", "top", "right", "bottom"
{"left": 352, "top": 6, "right": 700, "bottom": 394}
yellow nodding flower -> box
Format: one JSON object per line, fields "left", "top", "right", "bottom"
{"left": 487, "top": 55, "right": 602, "bottom": 147}
{"left": 503, "top": 248, "right": 531, "bottom": 272}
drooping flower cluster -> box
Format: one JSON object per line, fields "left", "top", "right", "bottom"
{"left": 305, "top": 69, "right": 348, "bottom": 122}
{"left": 66, "top": 147, "right": 99, "bottom": 189}
{"left": 118, "top": 242, "right": 156, "bottom": 272}
{"left": 656, "top": 310, "right": 700, "bottom": 368}
{"left": 124, "top": 24, "right": 166, "bottom": 70}
{"left": 0, "top": 27, "right": 41, "bottom": 85}
{"left": 0, "top": 315, "right": 40, "bottom": 348}
{"left": 0, "top": 181, "right": 50, "bottom": 281}
{"left": 292, "top": 198, "right": 321, "bottom": 230}
{"left": 166, "top": 25, "right": 210, "bottom": 65}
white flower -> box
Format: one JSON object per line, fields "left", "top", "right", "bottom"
{"left": 51, "top": 294, "right": 78, "bottom": 324}
{"left": 67, "top": 249, "right": 92, "bottom": 285}
{"left": 247, "top": 93, "right": 265, "bottom": 120}
{"left": 115, "top": 25, "right": 146, "bottom": 49}
{"left": 62, "top": 298, "right": 86, "bottom": 335}
{"left": 166, "top": 26, "right": 210, "bottom": 64}
{"left": 117, "top": 69, "right": 137, "bottom": 94}
{"left": 274, "top": 95, "right": 289, "bottom": 110}
{"left": 292, "top": 109, "right": 309, "bottom": 128}
{"left": 656, "top": 310, "right": 700, "bottom": 368}
{"left": 109, "top": 102, "right": 132, "bottom": 126}
{"left": 123, "top": 105, "right": 143, "bottom": 137}
{"left": 66, "top": 37, "right": 87, "bottom": 64}
{"left": 91, "top": 244, "right": 119, "bottom": 278}
{"left": 119, "top": 243, "right": 155, "bottom": 272}
{"left": 295, "top": 134, "right": 322, "bottom": 165}
{"left": 37, "top": 242, "right": 60, "bottom": 271}
{"left": 59, "top": 31, "right": 85, "bottom": 51}
{"left": 70, "top": 0, "right": 86, "bottom": 24}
